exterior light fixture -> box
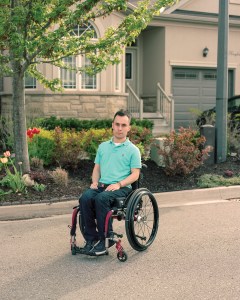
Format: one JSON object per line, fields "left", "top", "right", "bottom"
{"left": 203, "top": 47, "right": 209, "bottom": 57}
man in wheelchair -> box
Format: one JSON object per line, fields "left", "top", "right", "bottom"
{"left": 79, "top": 109, "right": 141, "bottom": 256}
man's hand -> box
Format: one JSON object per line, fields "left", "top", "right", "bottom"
{"left": 105, "top": 182, "right": 121, "bottom": 191}
{"left": 90, "top": 182, "right": 98, "bottom": 189}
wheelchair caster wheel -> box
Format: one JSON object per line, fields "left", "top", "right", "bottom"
{"left": 117, "top": 251, "right": 128, "bottom": 262}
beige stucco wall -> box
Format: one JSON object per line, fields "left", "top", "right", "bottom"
{"left": 142, "top": 27, "right": 165, "bottom": 95}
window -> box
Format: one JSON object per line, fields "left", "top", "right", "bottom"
{"left": 203, "top": 73, "right": 217, "bottom": 80}
{"left": 25, "top": 74, "right": 36, "bottom": 89}
{"left": 71, "top": 23, "right": 97, "bottom": 38}
{"left": 174, "top": 72, "right": 198, "bottom": 80}
{"left": 61, "top": 56, "right": 76, "bottom": 88}
{"left": 60, "top": 23, "right": 98, "bottom": 90}
{"left": 81, "top": 56, "right": 96, "bottom": 89}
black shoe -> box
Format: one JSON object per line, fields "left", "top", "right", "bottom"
{"left": 88, "top": 240, "right": 106, "bottom": 256}
{"left": 79, "top": 240, "right": 95, "bottom": 254}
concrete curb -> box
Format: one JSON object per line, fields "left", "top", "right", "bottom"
{"left": 0, "top": 186, "right": 240, "bottom": 221}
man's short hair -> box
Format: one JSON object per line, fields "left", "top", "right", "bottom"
{"left": 113, "top": 109, "right": 132, "bottom": 123}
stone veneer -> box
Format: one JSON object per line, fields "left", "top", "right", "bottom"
{"left": 1, "top": 92, "right": 128, "bottom": 119}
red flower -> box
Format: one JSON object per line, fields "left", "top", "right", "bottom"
{"left": 32, "top": 127, "right": 40, "bottom": 134}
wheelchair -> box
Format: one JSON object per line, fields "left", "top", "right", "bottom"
{"left": 69, "top": 166, "right": 159, "bottom": 262}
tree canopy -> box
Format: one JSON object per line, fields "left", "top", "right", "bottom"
{"left": 0, "top": 0, "right": 176, "bottom": 172}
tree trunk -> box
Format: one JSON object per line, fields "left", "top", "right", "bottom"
{"left": 12, "top": 62, "right": 30, "bottom": 173}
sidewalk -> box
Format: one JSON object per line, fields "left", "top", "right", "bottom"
{"left": 0, "top": 186, "right": 240, "bottom": 221}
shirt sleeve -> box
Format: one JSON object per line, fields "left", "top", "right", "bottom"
{"left": 130, "top": 146, "right": 142, "bottom": 169}
{"left": 94, "top": 145, "right": 101, "bottom": 164}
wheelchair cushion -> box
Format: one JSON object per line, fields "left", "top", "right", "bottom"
{"left": 113, "top": 197, "right": 126, "bottom": 208}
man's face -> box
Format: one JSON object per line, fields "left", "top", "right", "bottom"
{"left": 112, "top": 115, "right": 131, "bottom": 141}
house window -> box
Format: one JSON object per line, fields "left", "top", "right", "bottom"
{"left": 203, "top": 73, "right": 217, "bottom": 80}
{"left": 174, "top": 72, "right": 198, "bottom": 80}
{"left": 61, "top": 56, "right": 76, "bottom": 89}
{"left": 25, "top": 74, "right": 36, "bottom": 89}
{"left": 81, "top": 55, "right": 96, "bottom": 89}
{"left": 61, "top": 23, "right": 98, "bottom": 90}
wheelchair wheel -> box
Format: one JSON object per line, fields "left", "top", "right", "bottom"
{"left": 78, "top": 212, "right": 85, "bottom": 237}
{"left": 117, "top": 251, "right": 128, "bottom": 262}
{"left": 125, "top": 188, "right": 159, "bottom": 251}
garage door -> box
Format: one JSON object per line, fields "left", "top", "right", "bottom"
{"left": 172, "top": 68, "right": 232, "bottom": 129}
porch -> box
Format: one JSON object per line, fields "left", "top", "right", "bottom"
{"left": 126, "top": 82, "right": 174, "bottom": 136}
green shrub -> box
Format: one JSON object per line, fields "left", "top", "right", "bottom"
{"left": 52, "top": 127, "right": 87, "bottom": 169}
{"left": 35, "top": 116, "right": 154, "bottom": 131}
{"left": 128, "top": 125, "right": 153, "bottom": 160}
{"left": 0, "top": 116, "right": 14, "bottom": 152}
{"left": 28, "top": 129, "right": 55, "bottom": 166}
{"left": 80, "top": 128, "right": 112, "bottom": 160}
{"left": 27, "top": 122, "right": 153, "bottom": 166}
{"left": 158, "top": 127, "right": 211, "bottom": 176}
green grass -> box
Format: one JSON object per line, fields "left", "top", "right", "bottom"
{"left": 197, "top": 174, "right": 240, "bottom": 188}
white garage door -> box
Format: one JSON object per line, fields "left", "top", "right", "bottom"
{"left": 172, "top": 68, "right": 230, "bottom": 129}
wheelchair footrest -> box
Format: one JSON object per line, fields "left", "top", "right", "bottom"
{"left": 110, "top": 231, "right": 123, "bottom": 239}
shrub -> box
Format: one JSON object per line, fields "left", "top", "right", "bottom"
{"left": 52, "top": 127, "right": 87, "bottom": 169}
{"left": 35, "top": 116, "right": 154, "bottom": 131}
{"left": 128, "top": 125, "right": 153, "bottom": 160}
{"left": 28, "top": 129, "right": 55, "bottom": 166}
{"left": 50, "top": 167, "right": 69, "bottom": 186}
{"left": 0, "top": 116, "right": 14, "bottom": 152}
{"left": 80, "top": 128, "right": 112, "bottom": 160}
{"left": 158, "top": 127, "right": 211, "bottom": 176}
{"left": 30, "top": 157, "right": 44, "bottom": 169}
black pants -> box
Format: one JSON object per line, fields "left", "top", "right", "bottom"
{"left": 79, "top": 187, "right": 131, "bottom": 241}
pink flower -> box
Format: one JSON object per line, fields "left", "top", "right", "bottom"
{"left": 4, "top": 151, "right": 11, "bottom": 157}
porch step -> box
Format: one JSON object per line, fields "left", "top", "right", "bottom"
{"left": 143, "top": 113, "right": 170, "bottom": 136}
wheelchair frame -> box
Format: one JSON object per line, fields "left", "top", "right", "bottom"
{"left": 69, "top": 169, "right": 159, "bottom": 262}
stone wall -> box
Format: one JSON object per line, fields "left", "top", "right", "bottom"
{"left": 1, "top": 92, "right": 128, "bottom": 120}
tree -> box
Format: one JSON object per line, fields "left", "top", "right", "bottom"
{"left": 0, "top": 0, "right": 175, "bottom": 173}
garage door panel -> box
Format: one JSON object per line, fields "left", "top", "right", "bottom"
{"left": 176, "top": 97, "right": 200, "bottom": 105}
{"left": 202, "top": 87, "right": 216, "bottom": 97}
{"left": 175, "top": 103, "right": 199, "bottom": 111}
{"left": 172, "top": 87, "right": 200, "bottom": 97}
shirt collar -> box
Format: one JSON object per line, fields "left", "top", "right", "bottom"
{"left": 110, "top": 137, "right": 130, "bottom": 146}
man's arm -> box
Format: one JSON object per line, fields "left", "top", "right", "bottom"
{"left": 118, "top": 168, "right": 140, "bottom": 188}
{"left": 90, "top": 164, "right": 100, "bottom": 189}
{"left": 105, "top": 168, "right": 140, "bottom": 191}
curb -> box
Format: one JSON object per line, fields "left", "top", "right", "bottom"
{"left": 0, "top": 186, "right": 240, "bottom": 221}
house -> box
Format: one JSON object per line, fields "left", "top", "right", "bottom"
{"left": 1, "top": 0, "right": 240, "bottom": 134}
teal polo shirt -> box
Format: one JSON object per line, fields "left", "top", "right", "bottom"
{"left": 94, "top": 138, "right": 141, "bottom": 185}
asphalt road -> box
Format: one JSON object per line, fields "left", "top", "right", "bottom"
{"left": 1, "top": 197, "right": 240, "bottom": 300}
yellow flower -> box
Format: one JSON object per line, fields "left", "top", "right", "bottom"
{"left": 0, "top": 157, "right": 8, "bottom": 164}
